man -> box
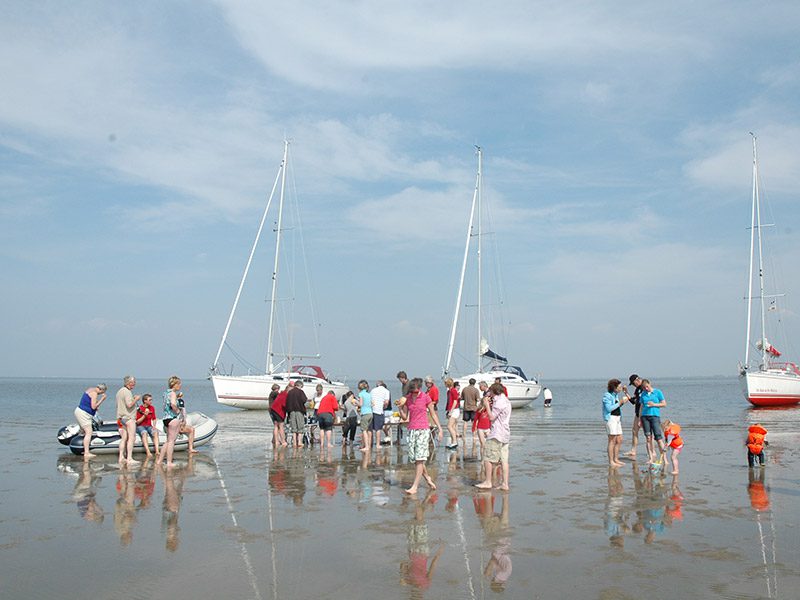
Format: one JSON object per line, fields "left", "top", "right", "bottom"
{"left": 356, "top": 380, "right": 372, "bottom": 451}
{"left": 460, "top": 378, "right": 480, "bottom": 442}
{"left": 285, "top": 380, "right": 307, "bottom": 448}
{"left": 543, "top": 387, "right": 553, "bottom": 407}
{"left": 397, "top": 371, "right": 410, "bottom": 397}
{"left": 424, "top": 376, "right": 440, "bottom": 414}
{"left": 370, "top": 380, "right": 390, "bottom": 446}
{"left": 116, "top": 375, "right": 140, "bottom": 466}
{"left": 624, "top": 374, "right": 643, "bottom": 458}
{"left": 475, "top": 383, "right": 512, "bottom": 491}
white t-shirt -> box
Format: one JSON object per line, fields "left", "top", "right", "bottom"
{"left": 370, "top": 386, "right": 391, "bottom": 414}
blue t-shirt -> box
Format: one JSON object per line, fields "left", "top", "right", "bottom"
{"left": 358, "top": 390, "right": 372, "bottom": 415}
{"left": 639, "top": 389, "right": 664, "bottom": 417}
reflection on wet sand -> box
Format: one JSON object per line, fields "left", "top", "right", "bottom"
{"left": 72, "top": 463, "right": 105, "bottom": 524}
{"left": 475, "top": 491, "right": 512, "bottom": 593}
{"left": 161, "top": 463, "right": 188, "bottom": 552}
{"left": 400, "top": 492, "right": 445, "bottom": 599}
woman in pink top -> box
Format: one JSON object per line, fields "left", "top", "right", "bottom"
{"left": 397, "top": 378, "right": 443, "bottom": 494}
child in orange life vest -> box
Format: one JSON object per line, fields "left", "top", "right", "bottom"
{"left": 746, "top": 424, "right": 768, "bottom": 467}
{"left": 662, "top": 419, "right": 683, "bottom": 475}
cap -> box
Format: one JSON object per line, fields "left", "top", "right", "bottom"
{"left": 628, "top": 374, "right": 639, "bottom": 385}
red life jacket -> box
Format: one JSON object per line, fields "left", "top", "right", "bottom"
{"left": 747, "top": 425, "right": 768, "bottom": 454}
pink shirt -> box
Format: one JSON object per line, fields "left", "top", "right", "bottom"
{"left": 407, "top": 391, "right": 432, "bottom": 430}
{"left": 488, "top": 393, "right": 511, "bottom": 444}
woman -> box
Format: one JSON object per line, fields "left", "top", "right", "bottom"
{"left": 316, "top": 390, "right": 339, "bottom": 450}
{"left": 268, "top": 383, "right": 288, "bottom": 447}
{"left": 74, "top": 383, "right": 108, "bottom": 459}
{"left": 474, "top": 381, "right": 492, "bottom": 454}
{"left": 162, "top": 375, "right": 183, "bottom": 468}
{"left": 397, "top": 378, "right": 443, "bottom": 494}
{"left": 341, "top": 391, "right": 358, "bottom": 446}
{"left": 603, "top": 379, "right": 629, "bottom": 467}
{"left": 444, "top": 378, "right": 461, "bottom": 450}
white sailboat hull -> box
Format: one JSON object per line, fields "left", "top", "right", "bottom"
{"left": 212, "top": 374, "right": 349, "bottom": 410}
{"left": 454, "top": 371, "right": 541, "bottom": 409}
{"left": 739, "top": 368, "right": 800, "bottom": 406}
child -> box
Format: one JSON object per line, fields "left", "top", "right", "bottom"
{"left": 746, "top": 423, "right": 768, "bottom": 467}
{"left": 662, "top": 419, "right": 683, "bottom": 475}
{"left": 135, "top": 393, "right": 160, "bottom": 458}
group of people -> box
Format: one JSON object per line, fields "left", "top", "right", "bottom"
{"left": 265, "top": 371, "right": 514, "bottom": 493}
{"left": 74, "top": 375, "right": 198, "bottom": 468}
{"left": 602, "top": 374, "right": 683, "bottom": 474}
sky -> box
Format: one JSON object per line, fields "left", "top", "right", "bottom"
{"left": 2, "top": 1, "right": 800, "bottom": 383}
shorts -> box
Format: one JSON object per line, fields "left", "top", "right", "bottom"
{"left": 360, "top": 413, "right": 373, "bottom": 431}
{"left": 371, "top": 413, "right": 385, "bottom": 431}
{"left": 288, "top": 411, "right": 306, "bottom": 434}
{"left": 74, "top": 407, "right": 93, "bottom": 430}
{"left": 137, "top": 425, "right": 155, "bottom": 437}
{"left": 462, "top": 410, "right": 475, "bottom": 422}
{"left": 270, "top": 409, "right": 284, "bottom": 423}
{"left": 117, "top": 416, "right": 133, "bottom": 429}
{"left": 407, "top": 428, "right": 431, "bottom": 462}
{"left": 484, "top": 438, "right": 509, "bottom": 464}
{"left": 317, "top": 413, "right": 334, "bottom": 431}
{"left": 448, "top": 407, "right": 461, "bottom": 420}
{"left": 163, "top": 417, "right": 175, "bottom": 430}
{"left": 641, "top": 415, "right": 663, "bottom": 440}
{"left": 605, "top": 415, "right": 622, "bottom": 436}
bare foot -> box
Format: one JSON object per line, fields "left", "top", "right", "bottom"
{"left": 497, "top": 485, "right": 510, "bottom": 491}
{"left": 670, "top": 470, "right": 679, "bottom": 475}
{"left": 425, "top": 476, "right": 437, "bottom": 490}
{"left": 474, "top": 482, "right": 493, "bottom": 489}
{"left": 404, "top": 488, "right": 418, "bottom": 494}
{"left": 613, "top": 461, "right": 625, "bottom": 467}
{"left": 166, "top": 462, "right": 175, "bottom": 469}
{"left": 127, "top": 459, "right": 140, "bottom": 466}
{"left": 84, "top": 452, "right": 97, "bottom": 459}
{"left": 624, "top": 450, "right": 636, "bottom": 457}
{"left": 189, "top": 449, "right": 199, "bottom": 454}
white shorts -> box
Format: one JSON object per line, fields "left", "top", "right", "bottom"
{"left": 448, "top": 407, "right": 461, "bottom": 421}
{"left": 75, "top": 407, "right": 94, "bottom": 430}
{"left": 606, "top": 415, "right": 622, "bottom": 436}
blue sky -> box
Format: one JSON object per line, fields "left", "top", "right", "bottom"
{"left": 2, "top": 1, "right": 800, "bottom": 382}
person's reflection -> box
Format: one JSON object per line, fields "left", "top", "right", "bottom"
{"left": 642, "top": 471, "right": 668, "bottom": 544}
{"left": 665, "top": 475, "right": 684, "bottom": 525}
{"left": 316, "top": 448, "right": 338, "bottom": 498}
{"left": 73, "top": 462, "right": 104, "bottom": 524}
{"left": 134, "top": 462, "right": 157, "bottom": 510}
{"left": 269, "top": 447, "right": 288, "bottom": 498}
{"left": 400, "top": 491, "right": 444, "bottom": 598}
{"left": 476, "top": 491, "right": 512, "bottom": 592}
{"left": 114, "top": 470, "right": 137, "bottom": 546}
{"left": 161, "top": 465, "right": 187, "bottom": 552}
{"left": 604, "top": 467, "right": 628, "bottom": 547}
{"left": 286, "top": 454, "right": 307, "bottom": 506}
{"left": 748, "top": 468, "right": 770, "bottom": 512}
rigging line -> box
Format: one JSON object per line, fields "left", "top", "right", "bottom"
{"left": 265, "top": 448, "right": 279, "bottom": 600}
{"left": 212, "top": 455, "right": 263, "bottom": 600}
{"left": 454, "top": 500, "right": 477, "bottom": 600}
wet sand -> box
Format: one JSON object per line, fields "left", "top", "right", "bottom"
{"left": 1, "top": 377, "right": 799, "bottom": 599}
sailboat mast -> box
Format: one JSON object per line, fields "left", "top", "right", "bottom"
{"left": 476, "top": 147, "right": 483, "bottom": 372}
{"left": 266, "top": 140, "right": 289, "bottom": 374}
{"left": 211, "top": 152, "right": 284, "bottom": 373}
{"left": 444, "top": 147, "right": 480, "bottom": 376}
{"left": 744, "top": 134, "right": 757, "bottom": 366}
{"left": 753, "top": 136, "right": 768, "bottom": 368}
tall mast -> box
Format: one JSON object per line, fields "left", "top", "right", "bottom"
{"left": 444, "top": 146, "right": 480, "bottom": 376}
{"left": 753, "top": 136, "right": 768, "bottom": 367}
{"left": 744, "top": 134, "right": 757, "bottom": 366}
{"left": 476, "top": 147, "right": 483, "bottom": 372}
{"left": 211, "top": 148, "right": 285, "bottom": 374}
{"left": 266, "top": 140, "right": 289, "bottom": 373}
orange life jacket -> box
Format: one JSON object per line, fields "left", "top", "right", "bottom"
{"left": 747, "top": 425, "right": 768, "bottom": 454}
{"left": 669, "top": 434, "right": 684, "bottom": 449}
{"left": 665, "top": 423, "right": 683, "bottom": 448}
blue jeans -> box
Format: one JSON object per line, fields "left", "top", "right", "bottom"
{"left": 641, "top": 416, "right": 663, "bottom": 440}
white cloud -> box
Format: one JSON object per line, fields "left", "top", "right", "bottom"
{"left": 392, "top": 319, "right": 428, "bottom": 337}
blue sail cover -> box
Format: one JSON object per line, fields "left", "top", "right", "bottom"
{"left": 482, "top": 347, "right": 507, "bottom": 363}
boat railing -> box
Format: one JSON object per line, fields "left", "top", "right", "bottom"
{"left": 766, "top": 362, "right": 800, "bottom": 376}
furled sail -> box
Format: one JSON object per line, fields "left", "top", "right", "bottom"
{"left": 480, "top": 338, "right": 507, "bottom": 363}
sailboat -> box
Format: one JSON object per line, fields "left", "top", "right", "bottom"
{"left": 210, "top": 141, "right": 349, "bottom": 409}
{"left": 739, "top": 134, "right": 800, "bottom": 407}
{"left": 443, "top": 146, "right": 542, "bottom": 409}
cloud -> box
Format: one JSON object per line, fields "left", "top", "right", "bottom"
{"left": 392, "top": 319, "right": 428, "bottom": 337}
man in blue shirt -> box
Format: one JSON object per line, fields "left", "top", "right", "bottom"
{"left": 639, "top": 379, "right": 667, "bottom": 464}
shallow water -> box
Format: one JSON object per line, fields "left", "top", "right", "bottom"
{"left": 1, "top": 376, "right": 798, "bottom": 599}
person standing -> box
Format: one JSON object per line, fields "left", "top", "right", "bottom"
{"left": 370, "top": 380, "right": 390, "bottom": 446}
{"left": 398, "top": 378, "right": 443, "bottom": 494}
{"left": 356, "top": 380, "right": 373, "bottom": 451}
{"left": 161, "top": 375, "right": 183, "bottom": 468}
{"left": 624, "top": 374, "right": 644, "bottom": 458}
{"left": 74, "top": 383, "right": 108, "bottom": 459}
{"left": 602, "top": 379, "right": 629, "bottom": 467}
{"left": 444, "top": 378, "right": 461, "bottom": 450}
{"left": 285, "top": 380, "right": 307, "bottom": 448}
{"left": 639, "top": 379, "right": 667, "bottom": 463}
{"left": 424, "top": 376, "right": 440, "bottom": 414}
{"left": 397, "top": 371, "right": 410, "bottom": 397}
{"left": 268, "top": 383, "right": 288, "bottom": 447}
{"left": 116, "top": 375, "right": 141, "bottom": 466}
{"left": 316, "top": 389, "right": 339, "bottom": 450}
{"left": 475, "top": 383, "right": 512, "bottom": 490}
{"left": 461, "top": 378, "right": 480, "bottom": 443}
{"left": 474, "top": 381, "right": 492, "bottom": 454}
{"left": 543, "top": 387, "right": 553, "bottom": 407}
{"left": 341, "top": 391, "right": 359, "bottom": 446}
